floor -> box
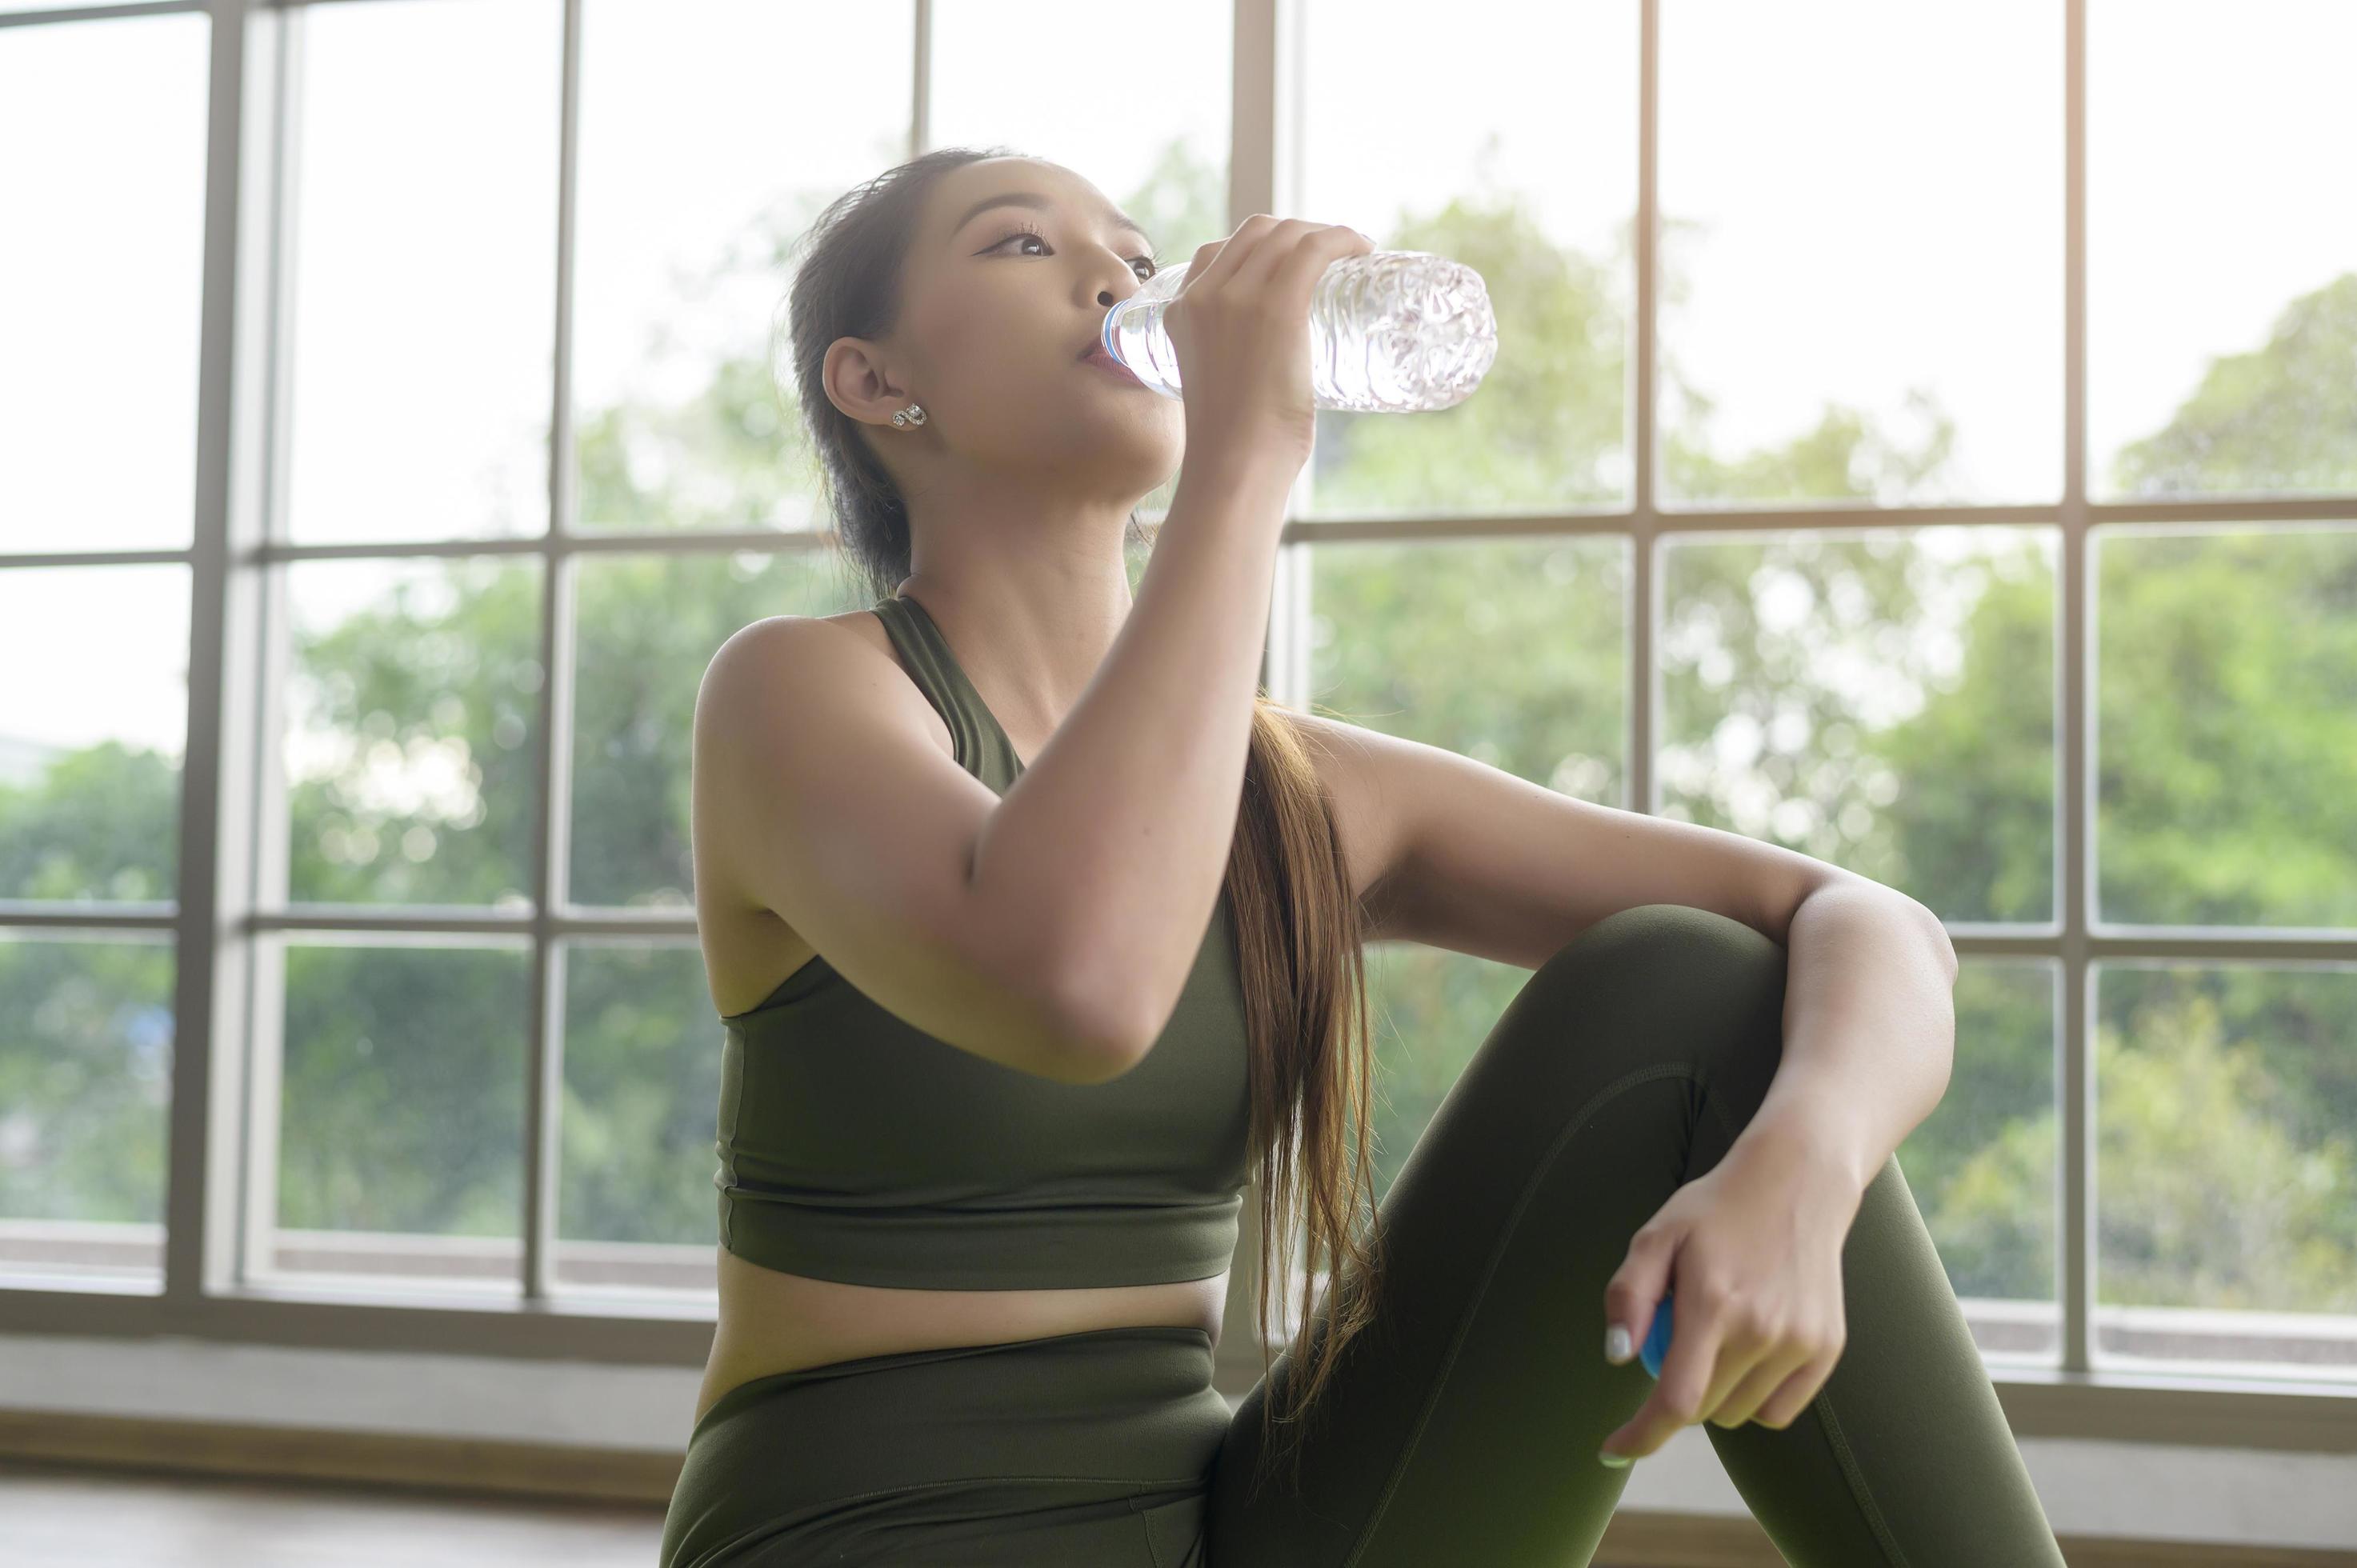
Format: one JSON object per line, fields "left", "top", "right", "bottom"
{"left": 0, "top": 1462, "right": 666, "bottom": 1567}
{"left": 0, "top": 1460, "right": 1724, "bottom": 1566}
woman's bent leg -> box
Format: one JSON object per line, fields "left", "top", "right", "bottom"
{"left": 1202, "top": 902, "right": 2064, "bottom": 1568}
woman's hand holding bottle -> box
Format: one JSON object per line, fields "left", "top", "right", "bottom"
{"left": 1158, "top": 215, "right": 1375, "bottom": 478}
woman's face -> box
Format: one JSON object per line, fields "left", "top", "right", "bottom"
{"left": 830, "top": 158, "right": 1185, "bottom": 506}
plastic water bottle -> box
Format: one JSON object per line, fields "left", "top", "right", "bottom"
{"left": 1639, "top": 1288, "right": 1676, "bottom": 1378}
{"left": 1097, "top": 248, "right": 1498, "bottom": 414}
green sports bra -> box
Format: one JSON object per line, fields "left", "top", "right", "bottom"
{"left": 710, "top": 590, "right": 1253, "bottom": 1290}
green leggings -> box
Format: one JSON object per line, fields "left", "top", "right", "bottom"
{"left": 659, "top": 902, "right": 2067, "bottom": 1566}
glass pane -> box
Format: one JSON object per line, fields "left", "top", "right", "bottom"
{"left": 0, "top": 11, "right": 209, "bottom": 553}
{"left": 0, "top": 565, "right": 188, "bottom": 902}
{"left": 0, "top": 934, "right": 174, "bottom": 1285}
{"left": 932, "top": 0, "right": 1230, "bottom": 277}
{"left": 266, "top": 937, "right": 529, "bottom": 1291}
{"left": 1297, "top": 0, "right": 1637, "bottom": 518}
{"left": 1289, "top": 534, "right": 1623, "bottom": 1286}
{"left": 284, "top": 557, "right": 542, "bottom": 908}
{"left": 1659, "top": 526, "right": 2057, "bottom": 923}
{"left": 1902, "top": 959, "right": 2060, "bottom": 1364}
{"left": 567, "top": 552, "right": 840, "bottom": 909}
{"left": 571, "top": 0, "right": 913, "bottom": 534}
{"left": 2091, "top": 1, "right": 2357, "bottom": 500}
{"left": 286, "top": 0, "right": 559, "bottom": 544}
{"left": 1360, "top": 943, "right": 1531, "bottom": 1213}
{"left": 554, "top": 940, "right": 722, "bottom": 1296}
{"left": 2097, "top": 962, "right": 2357, "bottom": 1378}
{"left": 2096, "top": 526, "right": 2357, "bottom": 928}
{"left": 1659, "top": 0, "right": 2060, "bottom": 507}
{"left": 1306, "top": 538, "right": 1627, "bottom": 805}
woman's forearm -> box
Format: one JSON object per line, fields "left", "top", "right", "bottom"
{"left": 1731, "top": 878, "right": 1960, "bottom": 1200}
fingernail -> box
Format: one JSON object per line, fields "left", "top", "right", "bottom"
{"left": 1603, "top": 1323, "right": 1632, "bottom": 1364}
{"left": 1598, "top": 1449, "right": 1631, "bottom": 1468}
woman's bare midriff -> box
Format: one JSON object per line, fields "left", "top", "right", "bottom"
{"left": 694, "top": 1247, "right": 1230, "bottom": 1428}
{"left": 690, "top": 606, "right": 1231, "bottom": 1431}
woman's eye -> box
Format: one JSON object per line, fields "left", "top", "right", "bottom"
{"left": 993, "top": 230, "right": 1158, "bottom": 280}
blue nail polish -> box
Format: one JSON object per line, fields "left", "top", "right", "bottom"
{"left": 1639, "top": 1288, "right": 1675, "bottom": 1379}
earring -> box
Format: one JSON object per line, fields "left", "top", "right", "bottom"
{"left": 890, "top": 402, "right": 926, "bottom": 428}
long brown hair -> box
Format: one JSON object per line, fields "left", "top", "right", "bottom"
{"left": 777, "top": 146, "right": 1388, "bottom": 1498}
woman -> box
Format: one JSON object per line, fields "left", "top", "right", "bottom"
{"left": 661, "top": 148, "right": 2067, "bottom": 1566}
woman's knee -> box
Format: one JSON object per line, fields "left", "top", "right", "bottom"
{"left": 1551, "top": 901, "right": 1782, "bottom": 973}
{"left": 1517, "top": 902, "right": 1788, "bottom": 1077}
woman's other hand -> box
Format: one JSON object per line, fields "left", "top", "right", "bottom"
{"left": 1597, "top": 1134, "right": 1866, "bottom": 1462}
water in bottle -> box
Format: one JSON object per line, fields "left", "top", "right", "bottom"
{"left": 1097, "top": 247, "right": 1498, "bottom": 414}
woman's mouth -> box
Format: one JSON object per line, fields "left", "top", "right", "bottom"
{"left": 1082, "top": 346, "right": 1146, "bottom": 386}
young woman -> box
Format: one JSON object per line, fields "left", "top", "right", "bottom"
{"left": 662, "top": 150, "right": 2067, "bottom": 1567}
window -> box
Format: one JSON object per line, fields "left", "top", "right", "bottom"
{"left": 2, "top": 0, "right": 2351, "bottom": 1422}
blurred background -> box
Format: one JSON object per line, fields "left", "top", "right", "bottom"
{"left": 2, "top": 0, "right": 2353, "bottom": 1563}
